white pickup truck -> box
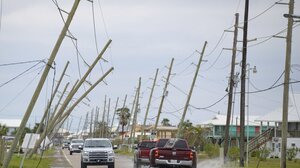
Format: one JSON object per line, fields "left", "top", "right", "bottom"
{"left": 81, "top": 138, "right": 116, "bottom": 168}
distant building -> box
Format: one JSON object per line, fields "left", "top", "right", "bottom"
{"left": 0, "top": 119, "right": 21, "bottom": 136}
{"left": 200, "top": 114, "right": 268, "bottom": 145}
{"left": 255, "top": 93, "right": 300, "bottom": 158}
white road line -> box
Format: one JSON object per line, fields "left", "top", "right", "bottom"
{"left": 62, "top": 149, "right": 73, "bottom": 166}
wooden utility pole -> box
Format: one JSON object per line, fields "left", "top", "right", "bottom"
{"left": 240, "top": 0, "right": 249, "bottom": 166}
{"left": 110, "top": 97, "right": 119, "bottom": 135}
{"left": 130, "top": 77, "right": 141, "bottom": 147}
{"left": 224, "top": 13, "right": 239, "bottom": 159}
{"left": 77, "top": 116, "right": 82, "bottom": 135}
{"left": 101, "top": 96, "right": 107, "bottom": 137}
{"left": 154, "top": 58, "right": 174, "bottom": 131}
{"left": 93, "top": 107, "right": 99, "bottom": 137}
{"left": 90, "top": 109, "right": 94, "bottom": 137}
{"left": 2, "top": 1, "right": 81, "bottom": 167}
{"left": 128, "top": 91, "right": 137, "bottom": 133}
{"left": 49, "top": 82, "right": 70, "bottom": 122}
{"left": 176, "top": 42, "right": 207, "bottom": 138}
{"left": 281, "top": 0, "right": 294, "bottom": 167}
{"left": 36, "top": 62, "right": 70, "bottom": 134}
{"left": 141, "top": 69, "right": 159, "bottom": 139}
{"left": 107, "top": 98, "right": 111, "bottom": 134}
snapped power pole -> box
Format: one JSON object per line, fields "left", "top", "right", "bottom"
{"left": 176, "top": 42, "right": 207, "bottom": 138}
{"left": 224, "top": 13, "right": 239, "bottom": 159}
{"left": 130, "top": 77, "right": 141, "bottom": 147}
{"left": 281, "top": 0, "right": 294, "bottom": 168}
{"left": 154, "top": 58, "right": 174, "bottom": 132}
{"left": 240, "top": 0, "right": 249, "bottom": 167}
{"left": 141, "top": 69, "right": 159, "bottom": 139}
{"left": 2, "top": 0, "right": 81, "bottom": 167}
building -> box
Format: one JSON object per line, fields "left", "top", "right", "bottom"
{"left": 255, "top": 93, "right": 300, "bottom": 158}
{"left": 0, "top": 119, "right": 21, "bottom": 136}
{"left": 201, "top": 114, "right": 268, "bottom": 146}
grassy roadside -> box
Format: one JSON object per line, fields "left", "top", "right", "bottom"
{"left": 8, "top": 149, "right": 55, "bottom": 168}
{"left": 114, "top": 149, "right": 134, "bottom": 157}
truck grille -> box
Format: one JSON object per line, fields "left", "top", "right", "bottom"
{"left": 89, "top": 151, "right": 108, "bottom": 161}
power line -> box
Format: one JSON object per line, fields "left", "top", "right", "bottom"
{"left": 190, "top": 93, "right": 228, "bottom": 110}
{"left": 168, "top": 81, "right": 188, "bottom": 96}
{"left": 0, "top": 59, "right": 46, "bottom": 67}
{"left": 201, "top": 49, "right": 225, "bottom": 71}
{"left": 0, "top": 61, "right": 45, "bottom": 88}
{"left": 0, "top": 65, "right": 45, "bottom": 113}
{"left": 249, "top": 70, "right": 285, "bottom": 91}
{"left": 290, "top": 84, "right": 300, "bottom": 120}
{"left": 247, "top": 81, "right": 300, "bottom": 94}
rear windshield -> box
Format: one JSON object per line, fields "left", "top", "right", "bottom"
{"left": 156, "top": 139, "right": 169, "bottom": 147}
{"left": 164, "top": 139, "right": 188, "bottom": 149}
{"left": 139, "top": 141, "right": 156, "bottom": 149}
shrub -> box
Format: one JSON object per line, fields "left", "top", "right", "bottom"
{"left": 228, "top": 146, "right": 239, "bottom": 161}
{"left": 257, "top": 148, "right": 270, "bottom": 161}
{"left": 287, "top": 148, "right": 298, "bottom": 161}
{"left": 204, "top": 143, "right": 219, "bottom": 158}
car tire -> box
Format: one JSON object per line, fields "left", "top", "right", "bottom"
{"left": 70, "top": 151, "right": 73, "bottom": 155}
{"left": 108, "top": 163, "right": 115, "bottom": 168}
{"left": 81, "top": 161, "right": 87, "bottom": 168}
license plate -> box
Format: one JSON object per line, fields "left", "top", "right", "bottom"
{"left": 170, "top": 160, "right": 177, "bottom": 164}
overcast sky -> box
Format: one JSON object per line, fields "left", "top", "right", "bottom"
{"left": 0, "top": 0, "right": 299, "bottom": 132}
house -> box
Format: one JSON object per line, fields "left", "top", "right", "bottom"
{"left": 255, "top": 93, "right": 300, "bottom": 158}
{"left": 0, "top": 119, "right": 21, "bottom": 136}
{"left": 201, "top": 114, "right": 268, "bottom": 146}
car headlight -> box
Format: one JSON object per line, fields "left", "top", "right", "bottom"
{"left": 107, "top": 151, "right": 115, "bottom": 157}
{"left": 83, "top": 151, "right": 89, "bottom": 156}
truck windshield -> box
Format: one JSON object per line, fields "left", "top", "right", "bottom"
{"left": 84, "top": 140, "right": 112, "bottom": 148}
{"left": 156, "top": 139, "right": 169, "bottom": 147}
{"left": 72, "top": 140, "right": 84, "bottom": 143}
{"left": 139, "top": 141, "right": 156, "bottom": 149}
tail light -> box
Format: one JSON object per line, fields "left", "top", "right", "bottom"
{"left": 154, "top": 150, "right": 159, "bottom": 158}
{"left": 189, "top": 152, "right": 193, "bottom": 160}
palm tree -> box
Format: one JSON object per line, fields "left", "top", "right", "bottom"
{"left": 116, "top": 107, "right": 130, "bottom": 144}
{"left": 0, "top": 124, "right": 8, "bottom": 137}
{"left": 161, "top": 118, "right": 171, "bottom": 126}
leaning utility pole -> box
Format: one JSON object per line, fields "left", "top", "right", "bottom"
{"left": 130, "top": 77, "right": 141, "bottom": 148}
{"left": 141, "top": 69, "right": 159, "bottom": 139}
{"left": 224, "top": 13, "right": 239, "bottom": 159}
{"left": 177, "top": 42, "right": 207, "bottom": 138}
{"left": 90, "top": 109, "right": 94, "bottom": 137}
{"left": 154, "top": 58, "right": 174, "bottom": 131}
{"left": 101, "top": 96, "right": 107, "bottom": 137}
{"left": 110, "top": 97, "right": 119, "bottom": 134}
{"left": 36, "top": 61, "right": 70, "bottom": 134}
{"left": 128, "top": 91, "right": 137, "bottom": 133}
{"left": 240, "top": 0, "right": 249, "bottom": 166}
{"left": 2, "top": 0, "right": 81, "bottom": 167}
{"left": 77, "top": 116, "right": 82, "bottom": 135}
{"left": 107, "top": 98, "right": 111, "bottom": 132}
{"left": 281, "top": 0, "right": 294, "bottom": 167}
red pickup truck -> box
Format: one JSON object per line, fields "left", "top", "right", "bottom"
{"left": 134, "top": 139, "right": 169, "bottom": 168}
{"left": 149, "top": 138, "right": 197, "bottom": 168}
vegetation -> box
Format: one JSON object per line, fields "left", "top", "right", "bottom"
{"left": 0, "top": 124, "right": 8, "bottom": 137}
{"left": 228, "top": 146, "right": 239, "bottom": 161}
{"left": 116, "top": 107, "right": 130, "bottom": 143}
{"left": 287, "top": 147, "right": 299, "bottom": 161}
{"left": 204, "top": 143, "right": 219, "bottom": 158}
{"left": 161, "top": 118, "right": 171, "bottom": 126}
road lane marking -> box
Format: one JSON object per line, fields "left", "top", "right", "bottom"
{"left": 62, "top": 149, "right": 73, "bottom": 166}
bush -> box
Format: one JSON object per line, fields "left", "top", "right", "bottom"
{"left": 228, "top": 146, "right": 239, "bottom": 161}
{"left": 256, "top": 148, "right": 270, "bottom": 161}
{"left": 287, "top": 148, "right": 298, "bottom": 161}
{"left": 204, "top": 143, "right": 219, "bottom": 158}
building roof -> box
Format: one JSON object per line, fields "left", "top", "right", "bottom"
{"left": 201, "top": 114, "right": 261, "bottom": 126}
{"left": 0, "top": 119, "right": 21, "bottom": 128}
{"left": 255, "top": 93, "right": 300, "bottom": 122}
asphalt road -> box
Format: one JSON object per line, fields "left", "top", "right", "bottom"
{"left": 62, "top": 149, "right": 134, "bottom": 168}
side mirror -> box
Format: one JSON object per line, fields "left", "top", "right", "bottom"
{"left": 113, "top": 145, "right": 118, "bottom": 150}
{"left": 189, "top": 146, "right": 195, "bottom": 150}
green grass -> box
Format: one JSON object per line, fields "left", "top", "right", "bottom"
{"left": 8, "top": 149, "right": 54, "bottom": 168}
{"left": 114, "top": 149, "right": 134, "bottom": 156}
{"left": 223, "top": 157, "right": 300, "bottom": 168}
